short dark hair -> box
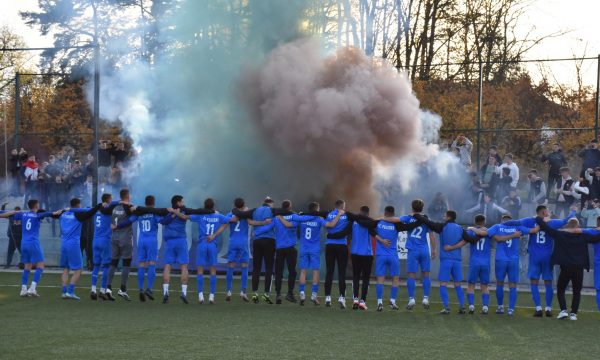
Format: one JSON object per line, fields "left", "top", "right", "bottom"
{"left": 334, "top": 199, "right": 345, "bottom": 208}
{"left": 101, "top": 193, "right": 112, "bottom": 203}
{"left": 204, "top": 198, "right": 215, "bottom": 210}
{"left": 308, "top": 202, "right": 319, "bottom": 212}
{"left": 70, "top": 198, "right": 81, "bottom": 207}
{"left": 171, "top": 195, "right": 183, "bottom": 208}
{"left": 489, "top": 145, "right": 497, "bottom": 150}
{"left": 559, "top": 167, "right": 570, "bottom": 173}
{"left": 119, "top": 188, "right": 130, "bottom": 200}
{"left": 281, "top": 200, "right": 292, "bottom": 210}
{"left": 27, "top": 199, "right": 39, "bottom": 210}
{"left": 384, "top": 206, "right": 395, "bottom": 215}
{"left": 145, "top": 195, "right": 155, "bottom": 206}
{"left": 474, "top": 214, "right": 485, "bottom": 225}
{"left": 502, "top": 214, "right": 512, "bottom": 220}
{"left": 446, "top": 210, "right": 457, "bottom": 221}
{"left": 263, "top": 196, "right": 274, "bottom": 205}
{"left": 359, "top": 205, "right": 370, "bottom": 214}
{"left": 536, "top": 205, "right": 547, "bottom": 214}
{"left": 234, "top": 198, "right": 245, "bottom": 209}
{"left": 412, "top": 199, "right": 424, "bottom": 213}
{"left": 504, "top": 153, "right": 513, "bottom": 160}
{"left": 14, "top": 206, "right": 21, "bottom": 211}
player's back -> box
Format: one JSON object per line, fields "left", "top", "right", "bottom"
{"left": 582, "top": 228, "right": 600, "bottom": 262}
{"left": 489, "top": 224, "right": 525, "bottom": 261}
{"left": 93, "top": 211, "right": 113, "bottom": 240}
{"left": 162, "top": 213, "right": 187, "bottom": 240}
{"left": 137, "top": 213, "right": 161, "bottom": 240}
{"left": 193, "top": 213, "right": 229, "bottom": 243}
{"left": 19, "top": 211, "right": 43, "bottom": 243}
{"left": 253, "top": 206, "right": 274, "bottom": 239}
{"left": 400, "top": 215, "right": 430, "bottom": 250}
{"left": 111, "top": 204, "right": 132, "bottom": 242}
{"left": 326, "top": 209, "right": 349, "bottom": 245}
{"left": 350, "top": 221, "right": 372, "bottom": 256}
{"left": 439, "top": 222, "right": 464, "bottom": 260}
{"left": 468, "top": 229, "right": 491, "bottom": 266}
{"left": 300, "top": 218, "right": 324, "bottom": 254}
{"left": 228, "top": 212, "right": 249, "bottom": 246}
{"left": 274, "top": 214, "right": 298, "bottom": 248}
{"left": 60, "top": 211, "right": 82, "bottom": 245}
{"left": 375, "top": 220, "right": 399, "bottom": 256}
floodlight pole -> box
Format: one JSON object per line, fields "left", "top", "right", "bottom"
{"left": 92, "top": 42, "right": 100, "bottom": 206}
{"left": 595, "top": 54, "right": 600, "bottom": 140}
{"left": 476, "top": 62, "right": 483, "bottom": 169}
{"left": 14, "top": 73, "right": 20, "bottom": 151}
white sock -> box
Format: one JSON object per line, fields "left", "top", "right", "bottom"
{"left": 163, "top": 283, "right": 169, "bottom": 295}
{"left": 390, "top": 299, "right": 396, "bottom": 304}
{"left": 311, "top": 292, "right": 317, "bottom": 298}
{"left": 30, "top": 282, "right": 37, "bottom": 290}
{"left": 545, "top": 306, "right": 552, "bottom": 311}
{"left": 300, "top": 291, "right": 305, "bottom": 296}
{"left": 536, "top": 306, "right": 542, "bottom": 311}
{"left": 182, "top": 284, "right": 187, "bottom": 296}
{"left": 91, "top": 285, "right": 97, "bottom": 293}
{"left": 21, "top": 285, "right": 27, "bottom": 291}
{"left": 378, "top": 299, "right": 383, "bottom": 304}
{"left": 325, "top": 296, "right": 331, "bottom": 302}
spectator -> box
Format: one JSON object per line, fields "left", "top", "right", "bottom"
{"left": 3, "top": 204, "right": 23, "bottom": 269}
{"left": 497, "top": 167, "right": 513, "bottom": 201}
{"left": 427, "top": 192, "right": 449, "bottom": 222}
{"left": 555, "top": 167, "right": 575, "bottom": 217}
{"left": 64, "top": 146, "right": 75, "bottom": 164}
{"left": 480, "top": 156, "right": 500, "bottom": 196}
{"left": 573, "top": 177, "right": 590, "bottom": 209}
{"left": 541, "top": 143, "right": 567, "bottom": 196}
{"left": 37, "top": 162, "right": 52, "bottom": 210}
{"left": 451, "top": 134, "right": 473, "bottom": 167}
{"left": 488, "top": 145, "right": 502, "bottom": 165}
{"left": 526, "top": 169, "right": 547, "bottom": 205}
{"left": 468, "top": 172, "right": 483, "bottom": 209}
{"left": 98, "top": 140, "right": 112, "bottom": 183}
{"left": 112, "top": 141, "right": 129, "bottom": 164}
{"left": 45, "top": 155, "right": 61, "bottom": 178}
{"left": 466, "top": 192, "right": 509, "bottom": 226}
{"left": 496, "top": 153, "right": 519, "bottom": 188}
{"left": 22, "top": 154, "right": 39, "bottom": 206}
{"left": 84, "top": 153, "right": 96, "bottom": 178}
{"left": 108, "top": 165, "right": 122, "bottom": 191}
{"left": 68, "top": 160, "right": 86, "bottom": 198}
{"left": 502, "top": 189, "right": 522, "bottom": 218}
{"left": 580, "top": 199, "right": 600, "bottom": 228}
{"left": 48, "top": 176, "right": 67, "bottom": 210}
{"left": 578, "top": 139, "right": 600, "bottom": 177}
{"left": 584, "top": 167, "right": 600, "bottom": 201}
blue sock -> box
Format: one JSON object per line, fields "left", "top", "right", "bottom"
{"left": 467, "top": 293, "right": 475, "bottom": 306}
{"left": 376, "top": 284, "right": 383, "bottom": 300}
{"left": 241, "top": 267, "right": 248, "bottom": 291}
{"left": 210, "top": 275, "right": 217, "bottom": 294}
{"left": 62, "top": 285, "right": 68, "bottom": 294}
{"left": 92, "top": 265, "right": 100, "bottom": 287}
{"left": 226, "top": 268, "right": 234, "bottom": 292}
{"left": 496, "top": 285, "right": 504, "bottom": 306}
{"left": 596, "top": 291, "right": 600, "bottom": 311}
{"left": 21, "top": 269, "right": 30, "bottom": 286}
{"left": 455, "top": 285, "right": 464, "bottom": 307}
{"left": 147, "top": 265, "right": 156, "bottom": 290}
{"left": 407, "top": 278, "right": 416, "bottom": 299}
{"left": 482, "top": 293, "right": 490, "bottom": 306}
{"left": 299, "top": 283, "right": 305, "bottom": 293}
{"left": 545, "top": 283, "right": 553, "bottom": 308}
{"left": 138, "top": 267, "right": 146, "bottom": 290}
{"left": 101, "top": 264, "right": 110, "bottom": 289}
{"left": 423, "top": 277, "right": 431, "bottom": 297}
{"left": 311, "top": 283, "right": 318, "bottom": 294}
{"left": 531, "top": 284, "right": 541, "bottom": 307}
{"left": 509, "top": 287, "right": 517, "bottom": 310}
{"left": 391, "top": 286, "right": 398, "bottom": 301}
{"left": 197, "top": 274, "right": 204, "bottom": 293}
{"left": 440, "top": 285, "right": 449, "bottom": 308}
{"left": 68, "top": 284, "right": 75, "bottom": 294}
{"left": 33, "top": 268, "right": 43, "bottom": 283}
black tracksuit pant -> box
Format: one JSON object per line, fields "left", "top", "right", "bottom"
{"left": 252, "top": 238, "right": 276, "bottom": 293}
{"left": 557, "top": 264, "right": 584, "bottom": 314}
{"left": 351, "top": 254, "right": 373, "bottom": 301}
{"left": 325, "top": 244, "right": 348, "bottom": 297}
{"left": 275, "top": 246, "right": 298, "bottom": 295}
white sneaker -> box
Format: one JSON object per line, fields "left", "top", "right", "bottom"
{"left": 27, "top": 288, "right": 40, "bottom": 297}
{"left": 407, "top": 298, "right": 416, "bottom": 310}
{"left": 569, "top": 313, "right": 577, "bottom": 321}
{"left": 557, "top": 310, "right": 569, "bottom": 319}
{"left": 338, "top": 296, "right": 346, "bottom": 309}
{"left": 422, "top": 297, "right": 430, "bottom": 309}
{"left": 209, "top": 293, "right": 215, "bottom": 304}
{"left": 468, "top": 305, "right": 475, "bottom": 313}
{"left": 482, "top": 306, "right": 489, "bottom": 314}
{"left": 62, "top": 293, "right": 69, "bottom": 299}
{"left": 20, "top": 286, "right": 28, "bottom": 297}
{"left": 198, "top": 292, "right": 205, "bottom": 304}
{"left": 325, "top": 296, "right": 332, "bottom": 307}
{"left": 300, "top": 292, "right": 306, "bottom": 301}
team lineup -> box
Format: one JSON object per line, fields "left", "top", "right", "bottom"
{"left": 2, "top": 189, "right": 600, "bottom": 321}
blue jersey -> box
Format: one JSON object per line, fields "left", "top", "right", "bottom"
{"left": 59, "top": 209, "right": 92, "bottom": 246}
{"left": 350, "top": 222, "right": 372, "bottom": 256}
{"left": 468, "top": 229, "right": 492, "bottom": 266}
{"left": 439, "top": 222, "right": 467, "bottom": 261}
{"left": 400, "top": 215, "right": 431, "bottom": 250}
{"left": 13, "top": 211, "right": 53, "bottom": 244}
{"left": 582, "top": 228, "right": 600, "bottom": 262}
{"left": 274, "top": 214, "right": 315, "bottom": 249}
{"left": 162, "top": 213, "right": 188, "bottom": 240}
{"left": 325, "top": 209, "right": 350, "bottom": 245}
{"left": 375, "top": 220, "right": 399, "bottom": 257}
{"left": 506, "top": 213, "right": 573, "bottom": 259}
{"left": 228, "top": 212, "right": 249, "bottom": 247}
{"left": 253, "top": 206, "right": 275, "bottom": 240}
{"left": 488, "top": 224, "right": 530, "bottom": 261}
{"left": 93, "top": 201, "right": 119, "bottom": 241}
{"left": 299, "top": 217, "right": 325, "bottom": 253}
{"left": 190, "top": 213, "right": 231, "bottom": 244}
{"left": 128, "top": 214, "right": 164, "bottom": 241}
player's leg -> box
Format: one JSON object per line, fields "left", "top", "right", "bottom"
{"left": 118, "top": 257, "right": 132, "bottom": 300}
{"left": 226, "top": 262, "right": 236, "bottom": 300}
{"left": 595, "top": 260, "right": 600, "bottom": 312}
{"left": 20, "top": 261, "right": 32, "bottom": 297}
{"left": 26, "top": 242, "right": 44, "bottom": 297}
{"left": 420, "top": 247, "right": 432, "bottom": 306}
{"left": 262, "top": 238, "right": 276, "bottom": 302}
{"left": 389, "top": 257, "right": 400, "bottom": 310}
{"left": 452, "top": 261, "right": 465, "bottom": 313}
{"left": 107, "top": 241, "right": 120, "bottom": 293}
{"left": 311, "top": 261, "right": 320, "bottom": 305}
{"left": 274, "top": 248, "right": 285, "bottom": 303}
{"left": 299, "top": 268, "right": 307, "bottom": 304}
{"left": 61, "top": 268, "right": 70, "bottom": 299}
{"left": 528, "top": 256, "right": 543, "bottom": 315}
{"left": 438, "top": 260, "right": 451, "bottom": 313}
{"left": 196, "top": 243, "right": 207, "bottom": 302}
{"left": 542, "top": 258, "right": 554, "bottom": 316}
{"left": 360, "top": 256, "right": 373, "bottom": 309}
{"left": 467, "top": 265, "right": 477, "bottom": 314}
{"left": 507, "top": 260, "right": 519, "bottom": 315}
{"left": 239, "top": 245, "right": 250, "bottom": 300}
{"left": 209, "top": 265, "right": 217, "bottom": 304}
{"left": 138, "top": 261, "right": 147, "bottom": 300}
{"left": 99, "top": 242, "right": 113, "bottom": 300}
{"left": 570, "top": 266, "right": 584, "bottom": 319}
{"left": 251, "top": 239, "right": 264, "bottom": 301}
{"left": 495, "top": 261, "right": 507, "bottom": 314}
{"left": 481, "top": 266, "right": 490, "bottom": 314}
{"left": 351, "top": 254, "right": 362, "bottom": 308}
{"left": 66, "top": 245, "right": 83, "bottom": 299}
{"left": 69, "top": 269, "right": 82, "bottom": 299}
{"left": 556, "top": 265, "right": 569, "bottom": 318}
{"left": 336, "top": 245, "right": 348, "bottom": 308}
{"left": 197, "top": 265, "right": 205, "bottom": 303}
{"left": 180, "top": 263, "right": 189, "bottom": 304}
{"left": 91, "top": 242, "right": 102, "bottom": 299}
{"left": 406, "top": 249, "right": 417, "bottom": 309}
{"left": 324, "top": 244, "right": 335, "bottom": 306}
{"left": 285, "top": 247, "right": 298, "bottom": 302}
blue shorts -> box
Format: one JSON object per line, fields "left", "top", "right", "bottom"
{"left": 468, "top": 264, "right": 490, "bottom": 285}
{"left": 197, "top": 242, "right": 217, "bottom": 267}
{"left": 299, "top": 252, "right": 320, "bottom": 270}
{"left": 93, "top": 238, "right": 111, "bottom": 265}
{"left": 21, "top": 241, "right": 44, "bottom": 264}
{"left": 137, "top": 238, "right": 158, "bottom": 263}
{"left": 375, "top": 255, "right": 400, "bottom": 277}
{"left": 439, "top": 259, "right": 463, "bottom": 282}
{"left": 60, "top": 244, "right": 82, "bottom": 270}
{"left": 528, "top": 255, "right": 553, "bottom": 281}
{"left": 227, "top": 244, "right": 249, "bottom": 264}
{"left": 407, "top": 247, "right": 431, "bottom": 273}
{"left": 495, "top": 260, "right": 519, "bottom": 283}
{"left": 164, "top": 238, "right": 189, "bottom": 265}
{"left": 595, "top": 261, "right": 600, "bottom": 290}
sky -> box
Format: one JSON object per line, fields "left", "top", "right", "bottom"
{"left": 0, "top": 0, "right": 599, "bottom": 87}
